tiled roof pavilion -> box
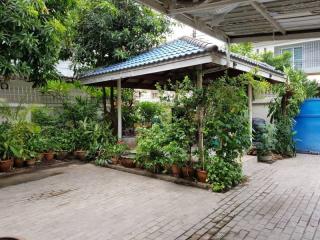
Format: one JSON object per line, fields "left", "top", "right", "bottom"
{"left": 81, "top": 36, "right": 285, "bottom": 89}
{"left": 81, "top": 36, "right": 285, "bottom": 139}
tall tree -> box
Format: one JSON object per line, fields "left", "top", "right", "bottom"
{"left": 0, "top": 0, "right": 77, "bottom": 86}
{"left": 73, "top": 0, "right": 171, "bottom": 71}
{"left": 72, "top": 0, "right": 171, "bottom": 131}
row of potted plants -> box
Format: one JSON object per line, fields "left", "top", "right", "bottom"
{"left": 0, "top": 121, "right": 92, "bottom": 172}
{"left": 101, "top": 140, "right": 208, "bottom": 183}
{"left": 109, "top": 155, "right": 208, "bottom": 183}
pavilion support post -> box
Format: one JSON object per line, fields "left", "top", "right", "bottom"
{"left": 248, "top": 84, "right": 253, "bottom": 143}
{"left": 197, "top": 66, "right": 204, "bottom": 168}
{"left": 117, "top": 79, "right": 122, "bottom": 140}
{"left": 102, "top": 87, "right": 107, "bottom": 120}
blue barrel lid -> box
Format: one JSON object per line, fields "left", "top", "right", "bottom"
{"left": 298, "top": 98, "right": 320, "bottom": 116}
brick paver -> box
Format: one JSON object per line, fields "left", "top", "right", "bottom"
{"left": 0, "top": 154, "right": 320, "bottom": 240}
{"left": 183, "top": 154, "right": 320, "bottom": 240}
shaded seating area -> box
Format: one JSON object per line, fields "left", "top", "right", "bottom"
{"left": 81, "top": 36, "right": 285, "bottom": 139}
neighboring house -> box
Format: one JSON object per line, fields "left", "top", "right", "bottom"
{"left": 254, "top": 38, "right": 320, "bottom": 82}
{"left": 252, "top": 38, "right": 320, "bottom": 121}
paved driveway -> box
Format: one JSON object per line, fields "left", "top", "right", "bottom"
{"left": 0, "top": 154, "right": 320, "bottom": 240}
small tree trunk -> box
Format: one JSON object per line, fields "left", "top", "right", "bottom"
{"left": 110, "top": 86, "right": 117, "bottom": 135}
{"left": 196, "top": 66, "right": 205, "bottom": 169}
{"left": 102, "top": 87, "right": 107, "bottom": 120}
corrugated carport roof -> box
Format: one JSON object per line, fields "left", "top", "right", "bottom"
{"left": 136, "top": 0, "right": 320, "bottom": 43}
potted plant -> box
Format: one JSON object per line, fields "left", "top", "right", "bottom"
{"left": 42, "top": 137, "right": 56, "bottom": 162}
{"left": 256, "top": 124, "right": 277, "bottom": 162}
{"left": 12, "top": 145, "right": 27, "bottom": 168}
{"left": 72, "top": 121, "right": 93, "bottom": 161}
{"left": 111, "top": 141, "right": 128, "bottom": 164}
{"left": 194, "top": 150, "right": 208, "bottom": 183}
{"left": 55, "top": 132, "right": 72, "bottom": 160}
{"left": 181, "top": 161, "right": 195, "bottom": 179}
{"left": 163, "top": 142, "right": 187, "bottom": 178}
{"left": 0, "top": 125, "right": 18, "bottom": 172}
{"left": 119, "top": 141, "right": 136, "bottom": 168}
{"left": 0, "top": 139, "right": 14, "bottom": 172}
{"left": 26, "top": 150, "right": 37, "bottom": 167}
{"left": 195, "top": 156, "right": 208, "bottom": 183}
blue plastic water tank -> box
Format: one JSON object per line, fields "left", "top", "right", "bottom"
{"left": 294, "top": 98, "right": 320, "bottom": 154}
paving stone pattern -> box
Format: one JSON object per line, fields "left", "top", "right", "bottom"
{"left": 181, "top": 154, "right": 320, "bottom": 240}
{"left": 0, "top": 154, "right": 320, "bottom": 240}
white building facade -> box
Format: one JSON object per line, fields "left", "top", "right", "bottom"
{"left": 253, "top": 38, "right": 320, "bottom": 121}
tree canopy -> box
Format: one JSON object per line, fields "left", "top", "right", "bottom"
{"left": 230, "top": 42, "right": 292, "bottom": 72}
{"left": 0, "top": 0, "right": 77, "bottom": 86}
{"left": 0, "top": 0, "right": 171, "bottom": 86}
{"left": 72, "top": 0, "right": 171, "bottom": 73}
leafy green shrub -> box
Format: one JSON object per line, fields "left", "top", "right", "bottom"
{"left": 60, "top": 97, "right": 101, "bottom": 127}
{"left": 0, "top": 121, "right": 41, "bottom": 160}
{"left": 269, "top": 68, "right": 318, "bottom": 157}
{"left": 163, "top": 141, "right": 188, "bottom": 167}
{"left": 32, "top": 107, "right": 57, "bottom": 127}
{"left": 136, "top": 101, "right": 164, "bottom": 125}
{"left": 207, "top": 156, "right": 243, "bottom": 192}
{"left": 256, "top": 124, "right": 277, "bottom": 156}
{"left": 136, "top": 124, "right": 168, "bottom": 172}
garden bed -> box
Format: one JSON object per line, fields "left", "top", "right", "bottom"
{"left": 102, "top": 163, "right": 211, "bottom": 190}
{"left": 0, "top": 159, "right": 80, "bottom": 179}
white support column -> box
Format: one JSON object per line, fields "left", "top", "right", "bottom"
{"left": 117, "top": 79, "right": 122, "bottom": 140}
{"left": 248, "top": 84, "right": 253, "bottom": 142}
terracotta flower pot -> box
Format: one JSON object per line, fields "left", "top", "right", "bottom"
{"left": 120, "top": 157, "right": 136, "bottom": 168}
{"left": 181, "top": 166, "right": 194, "bottom": 179}
{"left": 0, "top": 159, "right": 13, "bottom": 172}
{"left": 171, "top": 164, "right": 181, "bottom": 177}
{"left": 43, "top": 152, "right": 55, "bottom": 162}
{"left": 26, "top": 158, "right": 36, "bottom": 167}
{"left": 111, "top": 156, "right": 119, "bottom": 165}
{"left": 56, "top": 151, "right": 68, "bottom": 160}
{"left": 14, "top": 158, "right": 25, "bottom": 168}
{"left": 74, "top": 150, "right": 87, "bottom": 161}
{"left": 196, "top": 169, "right": 208, "bottom": 183}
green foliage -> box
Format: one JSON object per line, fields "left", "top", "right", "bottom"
{"left": 0, "top": 0, "right": 77, "bottom": 86}
{"left": 269, "top": 68, "right": 318, "bottom": 157}
{"left": 255, "top": 124, "right": 277, "bottom": 156}
{"left": 162, "top": 141, "right": 188, "bottom": 167}
{"left": 60, "top": 97, "right": 101, "bottom": 127}
{"left": 136, "top": 101, "right": 166, "bottom": 125}
{"left": 231, "top": 43, "right": 319, "bottom": 158}
{"left": 32, "top": 107, "right": 57, "bottom": 127}
{"left": 136, "top": 123, "right": 190, "bottom": 172}
{"left": 110, "top": 141, "right": 128, "bottom": 157}
{"left": 73, "top": 0, "right": 171, "bottom": 72}
{"left": 136, "top": 124, "right": 169, "bottom": 171}
{"left": 204, "top": 74, "right": 253, "bottom": 162}
{"left": 230, "top": 43, "right": 258, "bottom": 59}
{"left": 207, "top": 156, "right": 243, "bottom": 192}
{"left": 259, "top": 51, "right": 292, "bottom": 72}
{"left": 0, "top": 120, "right": 41, "bottom": 160}
{"left": 230, "top": 43, "right": 291, "bottom": 72}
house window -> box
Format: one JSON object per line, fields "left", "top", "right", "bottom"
{"left": 281, "top": 47, "right": 303, "bottom": 70}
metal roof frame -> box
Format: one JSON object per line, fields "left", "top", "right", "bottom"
{"left": 81, "top": 37, "right": 285, "bottom": 89}
{"left": 136, "top": 0, "right": 320, "bottom": 43}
